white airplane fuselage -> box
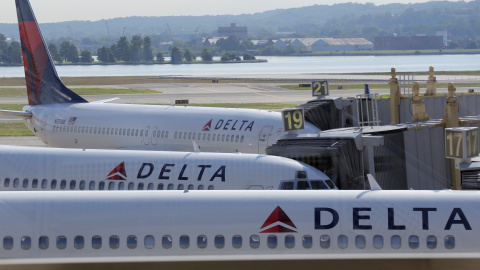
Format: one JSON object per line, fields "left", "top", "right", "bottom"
{"left": 0, "top": 190, "right": 478, "bottom": 269}
{"left": 24, "top": 103, "right": 320, "bottom": 154}
{"left": 0, "top": 145, "right": 335, "bottom": 191}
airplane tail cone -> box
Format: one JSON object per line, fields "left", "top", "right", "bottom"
{"left": 16, "top": 0, "right": 87, "bottom": 106}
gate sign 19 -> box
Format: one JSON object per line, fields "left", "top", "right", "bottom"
{"left": 445, "top": 127, "right": 479, "bottom": 159}
{"left": 312, "top": 81, "right": 329, "bottom": 96}
{"left": 282, "top": 108, "right": 305, "bottom": 132}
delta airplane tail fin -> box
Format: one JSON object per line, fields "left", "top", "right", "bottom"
{"left": 16, "top": 0, "right": 87, "bottom": 106}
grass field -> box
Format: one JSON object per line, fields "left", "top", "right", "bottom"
{"left": 0, "top": 122, "right": 33, "bottom": 136}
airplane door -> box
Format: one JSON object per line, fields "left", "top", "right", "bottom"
{"left": 152, "top": 127, "right": 158, "bottom": 145}
{"left": 258, "top": 125, "right": 273, "bottom": 153}
{"left": 143, "top": 126, "right": 151, "bottom": 145}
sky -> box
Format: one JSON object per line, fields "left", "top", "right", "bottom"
{"left": 0, "top": 0, "right": 471, "bottom": 24}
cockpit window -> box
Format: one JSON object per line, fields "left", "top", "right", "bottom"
{"left": 310, "top": 180, "right": 328, "bottom": 190}
{"left": 297, "top": 181, "right": 310, "bottom": 190}
{"left": 280, "top": 182, "right": 294, "bottom": 190}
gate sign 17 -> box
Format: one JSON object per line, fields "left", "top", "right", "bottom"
{"left": 312, "top": 81, "right": 329, "bottom": 96}
{"left": 282, "top": 108, "right": 305, "bottom": 132}
{"left": 445, "top": 127, "right": 479, "bottom": 159}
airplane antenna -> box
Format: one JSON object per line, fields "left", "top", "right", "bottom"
{"left": 367, "top": 174, "right": 382, "bottom": 190}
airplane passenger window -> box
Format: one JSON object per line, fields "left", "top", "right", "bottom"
{"left": 165, "top": 131, "right": 169, "bottom": 138}
{"left": 320, "top": 235, "right": 330, "bottom": 248}
{"left": 310, "top": 181, "right": 328, "bottom": 190}
{"left": 23, "top": 178, "right": 28, "bottom": 188}
{"left": 157, "top": 184, "right": 164, "bottom": 190}
{"left": 373, "top": 235, "right": 384, "bottom": 249}
{"left": 212, "top": 134, "right": 216, "bottom": 141}
{"left": 41, "top": 179, "right": 47, "bottom": 189}
{"left": 208, "top": 185, "right": 214, "bottom": 190}
{"left": 74, "top": 236, "right": 84, "bottom": 249}
{"left": 51, "top": 179, "right": 57, "bottom": 189}
{"left": 283, "top": 235, "right": 294, "bottom": 249}
{"left": 137, "top": 183, "right": 144, "bottom": 190}
{"left": 207, "top": 134, "right": 211, "bottom": 141}
{"left": 391, "top": 235, "right": 401, "bottom": 249}
{"left": 94, "top": 127, "right": 97, "bottom": 134}
{"left": 297, "top": 181, "right": 310, "bottom": 190}
{"left": 178, "top": 132, "right": 182, "bottom": 139}
{"left": 123, "top": 129, "right": 126, "bottom": 136}
{"left": 89, "top": 127, "right": 93, "bottom": 134}
{"left": 444, "top": 235, "right": 455, "bottom": 249}
{"left": 408, "top": 235, "right": 419, "bottom": 249}
{"left": 92, "top": 235, "right": 102, "bottom": 249}
{"left": 79, "top": 180, "right": 86, "bottom": 190}
{"left": 3, "top": 178, "right": 9, "bottom": 188}
{"left": 338, "top": 235, "right": 348, "bottom": 249}
{"left": 13, "top": 178, "right": 19, "bottom": 188}
{"left": 197, "top": 235, "right": 207, "bottom": 249}
{"left": 183, "top": 133, "right": 187, "bottom": 140}
{"left": 127, "top": 235, "right": 137, "bottom": 249}
{"left": 118, "top": 182, "right": 125, "bottom": 190}
{"left": 89, "top": 181, "right": 95, "bottom": 190}
{"left": 110, "top": 235, "right": 120, "bottom": 249}
{"left": 215, "top": 235, "right": 225, "bottom": 249}
{"left": 250, "top": 235, "right": 260, "bottom": 249}
{"left": 203, "top": 133, "right": 206, "bottom": 140}
{"left": 144, "top": 130, "right": 148, "bottom": 137}
{"left": 106, "top": 128, "right": 110, "bottom": 135}
{"left": 267, "top": 235, "right": 277, "bottom": 249}
{"left": 427, "top": 235, "right": 437, "bottom": 249}
{"left": 180, "top": 235, "right": 190, "bottom": 249}
{"left": 280, "top": 182, "right": 294, "bottom": 190}
{"left": 108, "top": 182, "right": 115, "bottom": 190}
{"left": 177, "top": 184, "right": 184, "bottom": 190}
{"left": 128, "top": 183, "right": 134, "bottom": 190}
{"left": 39, "top": 236, "right": 49, "bottom": 250}
{"left": 174, "top": 132, "right": 178, "bottom": 139}
{"left": 226, "top": 135, "right": 230, "bottom": 142}
{"left": 198, "top": 185, "right": 204, "bottom": 190}
{"left": 162, "top": 236, "right": 172, "bottom": 249}
{"left": 32, "top": 179, "right": 38, "bottom": 188}
{"left": 236, "top": 135, "right": 239, "bottom": 142}
{"left": 167, "top": 184, "right": 174, "bottom": 190}
{"left": 147, "top": 183, "right": 154, "bottom": 190}
{"left": 161, "top": 131, "right": 165, "bottom": 138}
{"left": 241, "top": 135, "right": 244, "bottom": 143}
{"left": 3, "top": 237, "right": 13, "bottom": 250}
{"left": 188, "top": 184, "right": 194, "bottom": 190}
{"left": 232, "top": 235, "right": 242, "bottom": 249}
{"left": 355, "top": 235, "right": 366, "bottom": 249}
{"left": 221, "top": 134, "right": 225, "bottom": 141}
{"left": 188, "top": 132, "right": 192, "bottom": 140}
{"left": 56, "top": 236, "right": 67, "bottom": 250}
{"left": 115, "top": 128, "right": 118, "bottom": 135}
{"left": 21, "top": 236, "right": 31, "bottom": 250}
{"left": 197, "top": 133, "right": 201, "bottom": 140}
{"left": 102, "top": 128, "right": 106, "bottom": 134}
{"left": 70, "top": 180, "right": 76, "bottom": 190}
{"left": 99, "top": 181, "right": 105, "bottom": 190}
{"left": 128, "top": 129, "right": 131, "bottom": 136}
{"left": 60, "top": 180, "right": 67, "bottom": 189}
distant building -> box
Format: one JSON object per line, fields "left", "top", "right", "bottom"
{"left": 312, "top": 38, "right": 373, "bottom": 51}
{"left": 374, "top": 36, "right": 443, "bottom": 50}
{"left": 218, "top": 23, "right": 248, "bottom": 40}
{"left": 284, "top": 38, "right": 373, "bottom": 52}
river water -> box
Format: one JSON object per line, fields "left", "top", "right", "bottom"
{"left": 0, "top": 54, "right": 479, "bottom": 78}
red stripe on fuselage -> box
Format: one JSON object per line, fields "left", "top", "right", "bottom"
{"left": 18, "top": 21, "right": 48, "bottom": 105}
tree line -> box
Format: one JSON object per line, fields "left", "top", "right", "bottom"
{"left": 0, "top": 34, "right": 21, "bottom": 65}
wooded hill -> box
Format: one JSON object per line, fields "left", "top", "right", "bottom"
{"left": 0, "top": 1, "right": 479, "bottom": 42}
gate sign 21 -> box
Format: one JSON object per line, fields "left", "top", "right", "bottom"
{"left": 282, "top": 108, "right": 305, "bottom": 132}
{"left": 312, "top": 81, "right": 329, "bottom": 96}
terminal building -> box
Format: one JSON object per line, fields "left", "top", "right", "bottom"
{"left": 374, "top": 36, "right": 444, "bottom": 50}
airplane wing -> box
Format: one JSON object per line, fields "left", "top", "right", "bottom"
{"left": 0, "top": 109, "right": 32, "bottom": 118}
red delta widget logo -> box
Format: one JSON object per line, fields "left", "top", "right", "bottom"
{"left": 260, "top": 206, "right": 297, "bottom": 233}
{"left": 106, "top": 162, "right": 127, "bottom": 180}
{"left": 202, "top": 119, "right": 255, "bottom": 132}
